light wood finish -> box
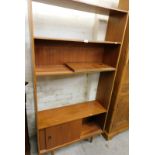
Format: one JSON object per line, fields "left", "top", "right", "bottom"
{"left": 38, "top": 100, "right": 107, "bottom": 129}
{"left": 46, "top": 120, "right": 81, "bottom": 149}
{"left": 29, "top": 0, "right": 129, "bottom": 153}
{"left": 66, "top": 63, "right": 115, "bottom": 73}
{"left": 33, "top": 0, "right": 128, "bottom": 15}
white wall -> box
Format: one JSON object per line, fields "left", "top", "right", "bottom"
{"left": 25, "top": 0, "right": 119, "bottom": 137}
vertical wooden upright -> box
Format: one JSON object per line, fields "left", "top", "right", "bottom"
{"left": 27, "top": 0, "right": 40, "bottom": 153}
{"left": 103, "top": 0, "right": 129, "bottom": 140}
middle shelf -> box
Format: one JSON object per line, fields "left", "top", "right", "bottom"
{"left": 36, "top": 63, "right": 115, "bottom": 76}
{"left": 38, "top": 100, "right": 107, "bottom": 129}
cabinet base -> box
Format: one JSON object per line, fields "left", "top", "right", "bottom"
{"left": 102, "top": 125, "right": 128, "bottom": 140}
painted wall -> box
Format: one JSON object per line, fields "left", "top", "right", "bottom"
{"left": 25, "top": 0, "right": 119, "bottom": 137}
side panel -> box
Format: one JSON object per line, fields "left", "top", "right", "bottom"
{"left": 111, "top": 62, "right": 129, "bottom": 132}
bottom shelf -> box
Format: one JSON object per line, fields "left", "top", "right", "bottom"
{"left": 81, "top": 121, "right": 103, "bottom": 139}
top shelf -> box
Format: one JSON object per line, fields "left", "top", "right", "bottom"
{"left": 33, "top": 0, "right": 128, "bottom": 15}
{"left": 34, "top": 37, "right": 121, "bottom": 45}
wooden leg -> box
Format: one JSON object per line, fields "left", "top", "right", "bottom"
{"left": 84, "top": 137, "right": 93, "bottom": 143}
{"left": 51, "top": 151, "right": 54, "bottom": 155}
{"left": 89, "top": 137, "right": 93, "bottom": 143}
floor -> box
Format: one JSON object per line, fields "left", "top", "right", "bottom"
{"left": 30, "top": 131, "right": 129, "bottom": 155}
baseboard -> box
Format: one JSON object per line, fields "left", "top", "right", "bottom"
{"left": 102, "top": 124, "right": 129, "bottom": 140}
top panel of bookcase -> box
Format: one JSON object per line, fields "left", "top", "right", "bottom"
{"left": 33, "top": 0, "right": 128, "bottom": 15}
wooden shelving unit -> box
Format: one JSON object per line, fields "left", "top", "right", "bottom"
{"left": 28, "top": 0, "right": 129, "bottom": 154}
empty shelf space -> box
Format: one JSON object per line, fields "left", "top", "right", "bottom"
{"left": 38, "top": 100, "right": 107, "bottom": 129}
{"left": 36, "top": 63, "right": 115, "bottom": 76}
{"left": 66, "top": 63, "right": 115, "bottom": 73}
{"left": 81, "top": 122, "right": 102, "bottom": 139}
{"left": 36, "top": 65, "right": 73, "bottom": 76}
{"left": 33, "top": 0, "right": 128, "bottom": 15}
{"left": 34, "top": 37, "right": 121, "bottom": 45}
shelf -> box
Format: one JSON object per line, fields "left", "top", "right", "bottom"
{"left": 36, "top": 65, "right": 73, "bottom": 76}
{"left": 36, "top": 63, "right": 115, "bottom": 76}
{"left": 33, "top": 0, "right": 128, "bottom": 15}
{"left": 66, "top": 63, "right": 115, "bottom": 73}
{"left": 38, "top": 100, "right": 107, "bottom": 129}
{"left": 81, "top": 122, "right": 102, "bottom": 139}
{"left": 34, "top": 37, "right": 121, "bottom": 45}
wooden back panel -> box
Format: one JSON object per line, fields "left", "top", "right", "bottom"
{"left": 96, "top": 72, "right": 115, "bottom": 110}
{"left": 103, "top": 46, "right": 120, "bottom": 67}
{"left": 118, "top": 0, "right": 129, "bottom": 11}
{"left": 105, "top": 13, "right": 128, "bottom": 42}
{"left": 34, "top": 40, "right": 120, "bottom": 67}
{"left": 96, "top": 72, "right": 115, "bottom": 129}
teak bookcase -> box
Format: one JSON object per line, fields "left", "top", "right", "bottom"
{"left": 28, "top": 0, "right": 129, "bottom": 154}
